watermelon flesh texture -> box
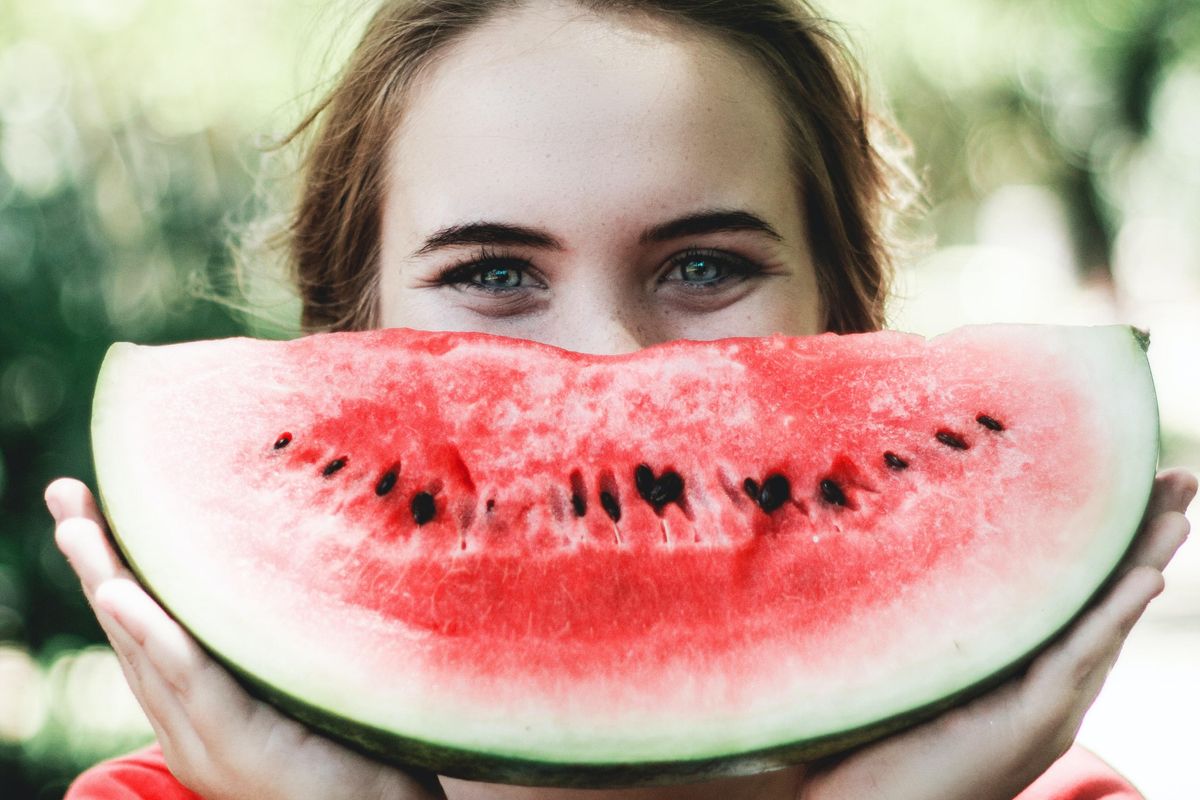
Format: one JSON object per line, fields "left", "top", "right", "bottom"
{"left": 90, "top": 325, "right": 1158, "bottom": 786}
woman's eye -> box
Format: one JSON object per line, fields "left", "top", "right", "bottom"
{"left": 438, "top": 251, "right": 537, "bottom": 294}
{"left": 665, "top": 250, "right": 759, "bottom": 288}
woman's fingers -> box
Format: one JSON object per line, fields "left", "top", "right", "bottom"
{"left": 92, "top": 576, "right": 253, "bottom": 788}
{"left": 1142, "top": 468, "right": 1198, "bottom": 521}
{"left": 91, "top": 593, "right": 199, "bottom": 766}
{"left": 93, "top": 574, "right": 272, "bottom": 791}
{"left": 95, "top": 578, "right": 256, "bottom": 729}
{"left": 47, "top": 482, "right": 209, "bottom": 770}
{"left": 1019, "top": 564, "right": 1164, "bottom": 748}
{"left": 1126, "top": 510, "right": 1191, "bottom": 573}
{"left": 1009, "top": 465, "right": 1189, "bottom": 760}
{"left": 47, "top": 479, "right": 241, "bottom": 775}
{"left": 46, "top": 478, "right": 132, "bottom": 605}
{"left": 53, "top": 516, "right": 132, "bottom": 601}
{"left": 822, "top": 509, "right": 1184, "bottom": 800}
{"left": 45, "top": 478, "right": 446, "bottom": 800}
{"left": 1037, "top": 467, "right": 1195, "bottom": 710}
{"left": 93, "top": 577, "right": 432, "bottom": 799}
{"left": 814, "top": 566, "right": 1169, "bottom": 800}
{"left": 1120, "top": 469, "right": 1195, "bottom": 572}
{"left": 45, "top": 477, "right": 109, "bottom": 527}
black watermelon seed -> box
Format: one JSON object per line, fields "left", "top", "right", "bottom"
{"left": 758, "top": 474, "right": 791, "bottom": 513}
{"left": 650, "top": 472, "right": 684, "bottom": 507}
{"left": 883, "top": 451, "right": 909, "bottom": 470}
{"left": 635, "top": 465, "right": 684, "bottom": 509}
{"left": 486, "top": 498, "right": 496, "bottom": 512}
{"left": 935, "top": 431, "right": 969, "bottom": 450}
{"left": 570, "top": 492, "right": 587, "bottom": 517}
{"left": 743, "top": 478, "right": 760, "bottom": 501}
{"left": 569, "top": 471, "right": 587, "bottom": 516}
{"left": 820, "top": 478, "right": 847, "bottom": 506}
{"left": 322, "top": 457, "right": 347, "bottom": 477}
{"left": 654, "top": 472, "right": 683, "bottom": 505}
{"left": 375, "top": 470, "right": 397, "bottom": 496}
{"left": 411, "top": 492, "right": 436, "bottom": 525}
{"left": 976, "top": 414, "right": 1005, "bottom": 431}
{"left": 599, "top": 491, "right": 622, "bottom": 522}
{"left": 273, "top": 433, "right": 292, "bottom": 450}
{"left": 635, "top": 465, "right": 656, "bottom": 498}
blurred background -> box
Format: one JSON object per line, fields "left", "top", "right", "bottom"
{"left": 1, "top": 0, "right": 1197, "bottom": 797}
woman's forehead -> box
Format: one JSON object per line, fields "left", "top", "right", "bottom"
{"left": 385, "top": 0, "right": 800, "bottom": 242}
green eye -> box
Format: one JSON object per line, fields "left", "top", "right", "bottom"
{"left": 479, "top": 267, "right": 522, "bottom": 289}
{"left": 679, "top": 257, "right": 721, "bottom": 284}
{"left": 661, "top": 249, "right": 763, "bottom": 294}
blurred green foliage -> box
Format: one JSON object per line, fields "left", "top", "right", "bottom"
{"left": 0, "top": 74, "right": 252, "bottom": 800}
{"left": 846, "top": 0, "right": 1200, "bottom": 274}
{"left": 1, "top": 0, "right": 1197, "bottom": 797}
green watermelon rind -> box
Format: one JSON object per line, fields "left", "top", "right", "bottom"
{"left": 89, "top": 325, "right": 1160, "bottom": 787}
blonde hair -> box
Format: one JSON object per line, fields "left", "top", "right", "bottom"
{"left": 281, "top": 0, "right": 915, "bottom": 333}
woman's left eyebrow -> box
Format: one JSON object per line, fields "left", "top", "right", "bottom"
{"left": 640, "top": 209, "right": 783, "bottom": 244}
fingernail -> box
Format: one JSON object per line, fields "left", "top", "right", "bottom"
{"left": 45, "top": 494, "right": 63, "bottom": 522}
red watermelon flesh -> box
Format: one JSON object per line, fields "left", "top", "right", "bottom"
{"left": 90, "top": 325, "right": 1158, "bottom": 785}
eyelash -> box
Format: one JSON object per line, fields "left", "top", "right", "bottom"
{"left": 663, "top": 248, "right": 764, "bottom": 289}
{"left": 438, "top": 247, "right": 535, "bottom": 294}
{"left": 436, "top": 246, "right": 764, "bottom": 294}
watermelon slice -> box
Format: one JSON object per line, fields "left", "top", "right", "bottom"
{"left": 90, "top": 325, "right": 1158, "bottom": 786}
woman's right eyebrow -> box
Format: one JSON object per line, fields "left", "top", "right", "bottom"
{"left": 412, "top": 222, "right": 562, "bottom": 256}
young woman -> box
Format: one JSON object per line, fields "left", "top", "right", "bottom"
{"left": 45, "top": 1, "right": 1195, "bottom": 798}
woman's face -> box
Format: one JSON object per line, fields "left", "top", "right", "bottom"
{"left": 379, "top": 0, "right": 821, "bottom": 354}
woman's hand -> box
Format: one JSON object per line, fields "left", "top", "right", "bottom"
{"left": 45, "top": 477, "right": 445, "bottom": 800}
{"left": 798, "top": 467, "right": 1196, "bottom": 800}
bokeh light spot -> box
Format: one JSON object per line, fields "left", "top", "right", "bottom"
{"left": 0, "top": 126, "right": 65, "bottom": 198}
{"left": 0, "top": 645, "right": 48, "bottom": 743}
{"left": 101, "top": 249, "right": 176, "bottom": 336}
{"left": 69, "top": 0, "right": 146, "bottom": 32}
{"left": 92, "top": 154, "right": 146, "bottom": 244}
{"left": 0, "top": 355, "right": 68, "bottom": 430}
{"left": 0, "top": 40, "right": 69, "bottom": 125}
{"left": 47, "top": 645, "right": 151, "bottom": 737}
{"left": 1150, "top": 66, "right": 1200, "bottom": 169}
{"left": 1114, "top": 217, "right": 1199, "bottom": 305}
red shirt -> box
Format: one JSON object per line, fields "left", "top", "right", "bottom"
{"left": 65, "top": 743, "right": 1142, "bottom": 800}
